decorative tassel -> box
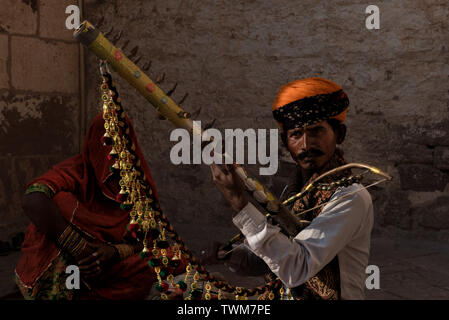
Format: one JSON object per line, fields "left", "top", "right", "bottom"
{"left": 177, "top": 280, "right": 187, "bottom": 292}
{"left": 108, "top": 147, "right": 119, "bottom": 160}
{"left": 120, "top": 201, "right": 133, "bottom": 211}
{"left": 115, "top": 188, "right": 128, "bottom": 202}
{"left": 109, "top": 161, "right": 120, "bottom": 174}
{"left": 139, "top": 242, "right": 150, "bottom": 259}
{"left": 100, "top": 132, "right": 113, "bottom": 146}
{"left": 127, "top": 220, "right": 140, "bottom": 238}
{"left": 159, "top": 269, "right": 168, "bottom": 279}
{"left": 148, "top": 258, "right": 161, "bottom": 268}
{"left": 156, "top": 281, "right": 169, "bottom": 292}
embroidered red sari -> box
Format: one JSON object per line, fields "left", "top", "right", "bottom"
{"left": 15, "top": 113, "right": 163, "bottom": 299}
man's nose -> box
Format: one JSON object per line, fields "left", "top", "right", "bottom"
{"left": 299, "top": 132, "right": 310, "bottom": 150}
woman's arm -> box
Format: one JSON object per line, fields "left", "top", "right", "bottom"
{"left": 21, "top": 191, "right": 69, "bottom": 241}
{"left": 22, "top": 191, "right": 97, "bottom": 264}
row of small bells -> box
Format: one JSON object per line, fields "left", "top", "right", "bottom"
{"left": 99, "top": 76, "right": 204, "bottom": 299}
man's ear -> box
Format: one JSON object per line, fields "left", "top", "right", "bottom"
{"left": 336, "top": 124, "right": 346, "bottom": 144}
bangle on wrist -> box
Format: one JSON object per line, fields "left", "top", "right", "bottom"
{"left": 113, "top": 244, "right": 134, "bottom": 260}
{"left": 111, "top": 245, "right": 120, "bottom": 262}
{"left": 57, "top": 224, "right": 88, "bottom": 260}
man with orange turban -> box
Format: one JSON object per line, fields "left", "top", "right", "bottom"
{"left": 208, "top": 77, "right": 374, "bottom": 300}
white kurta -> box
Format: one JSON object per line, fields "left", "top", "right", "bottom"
{"left": 232, "top": 183, "right": 374, "bottom": 300}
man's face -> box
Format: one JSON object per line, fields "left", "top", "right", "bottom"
{"left": 285, "top": 120, "right": 338, "bottom": 171}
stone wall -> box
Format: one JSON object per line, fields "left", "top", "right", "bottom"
{"left": 1, "top": 0, "right": 448, "bottom": 251}
{"left": 0, "top": 0, "right": 81, "bottom": 240}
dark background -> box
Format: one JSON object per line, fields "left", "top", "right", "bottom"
{"left": 0, "top": 0, "right": 448, "bottom": 299}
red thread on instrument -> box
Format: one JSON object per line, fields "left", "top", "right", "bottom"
{"left": 146, "top": 83, "right": 155, "bottom": 93}
{"left": 114, "top": 50, "right": 123, "bottom": 61}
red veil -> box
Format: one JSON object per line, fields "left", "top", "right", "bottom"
{"left": 16, "top": 112, "right": 162, "bottom": 299}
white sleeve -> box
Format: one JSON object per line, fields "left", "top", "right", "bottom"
{"left": 232, "top": 185, "right": 369, "bottom": 288}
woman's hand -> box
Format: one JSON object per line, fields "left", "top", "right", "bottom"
{"left": 210, "top": 164, "right": 248, "bottom": 213}
{"left": 78, "top": 243, "right": 119, "bottom": 278}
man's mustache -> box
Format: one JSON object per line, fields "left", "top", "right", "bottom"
{"left": 297, "top": 149, "right": 324, "bottom": 160}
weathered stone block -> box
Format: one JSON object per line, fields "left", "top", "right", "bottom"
{"left": 398, "top": 122, "right": 449, "bottom": 147}
{"left": 434, "top": 146, "right": 449, "bottom": 170}
{"left": 11, "top": 36, "right": 79, "bottom": 93}
{"left": 0, "top": 93, "right": 80, "bottom": 156}
{"left": 0, "top": 0, "right": 38, "bottom": 35}
{"left": 0, "top": 34, "right": 8, "bottom": 89}
{"left": 373, "top": 190, "right": 414, "bottom": 230}
{"left": 398, "top": 164, "right": 448, "bottom": 192}
{"left": 40, "top": 0, "right": 78, "bottom": 41}
{"left": 417, "top": 196, "right": 449, "bottom": 230}
{"left": 388, "top": 143, "right": 433, "bottom": 164}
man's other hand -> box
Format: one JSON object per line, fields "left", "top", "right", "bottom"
{"left": 199, "top": 241, "right": 231, "bottom": 265}
{"left": 210, "top": 164, "right": 248, "bottom": 213}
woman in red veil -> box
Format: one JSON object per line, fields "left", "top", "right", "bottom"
{"left": 15, "top": 111, "right": 175, "bottom": 300}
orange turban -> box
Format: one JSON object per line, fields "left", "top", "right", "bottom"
{"left": 272, "top": 77, "right": 349, "bottom": 130}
